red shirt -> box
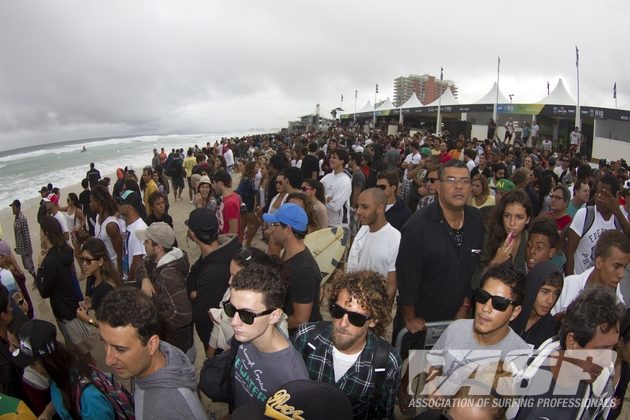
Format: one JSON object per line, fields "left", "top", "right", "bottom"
{"left": 549, "top": 212, "right": 572, "bottom": 232}
{"left": 218, "top": 192, "right": 242, "bottom": 238}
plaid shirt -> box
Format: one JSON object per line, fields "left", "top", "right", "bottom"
{"left": 292, "top": 321, "right": 402, "bottom": 419}
{"left": 416, "top": 193, "right": 435, "bottom": 210}
{"left": 13, "top": 212, "right": 32, "bottom": 256}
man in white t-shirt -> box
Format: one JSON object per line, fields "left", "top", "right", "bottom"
{"left": 401, "top": 141, "right": 421, "bottom": 180}
{"left": 565, "top": 175, "right": 630, "bottom": 275}
{"left": 347, "top": 188, "right": 400, "bottom": 303}
{"left": 569, "top": 127, "right": 581, "bottom": 154}
{"left": 45, "top": 194, "right": 73, "bottom": 249}
{"left": 552, "top": 230, "right": 630, "bottom": 316}
{"left": 118, "top": 190, "right": 148, "bottom": 284}
{"left": 320, "top": 148, "right": 352, "bottom": 227}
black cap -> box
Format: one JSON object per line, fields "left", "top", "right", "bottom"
{"left": 12, "top": 320, "right": 57, "bottom": 369}
{"left": 232, "top": 379, "right": 353, "bottom": 420}
{"left": 185, "top": 208, "right": 219, "bottom": 243}
{"left": 117, "top": 190, "right": 143, "bottom": 213}
{"left": 9, "top": 199, "right": 20, "bottom": 208}
{"left": 38, "top": 186, "right": 48, "bottom": 193}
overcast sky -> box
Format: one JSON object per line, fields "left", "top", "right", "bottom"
{"left": 0, "top": 0, "right": 628, "bottom": 150}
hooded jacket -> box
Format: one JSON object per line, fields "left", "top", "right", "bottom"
{"left": 510, "top": 261, "right": 562, "bottom": 348}
{"left": 385, "top": 194, "right": 412, "bottom": 231}
{"left": 35, "top": 245, "right": 79, "bottom": 321}
{"left": 186, "top": 234, "right": 239, "bottom": 330}
{"left": 137, "top": 248, "right": 193, "bottom": 352}
{"left": 134, "top": 342, "right": 206, "bottom": 420}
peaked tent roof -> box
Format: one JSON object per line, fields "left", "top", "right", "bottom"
{"left": 375, "top": 98, "right": 396, "bottom": 111}
{"left": 401, "top": 92, "right": 423, "bottom": 109}
{"left": 474, "top": 82, "right": 509, "bottom": 104}
{"left": 536, "top": 78, "right": 575, "bottom": 105}
{"left": 357, "top": 100, "right": 373, "bottom": 113}
{"left": 425, "top": 87, "right": 459, "bottom": 107}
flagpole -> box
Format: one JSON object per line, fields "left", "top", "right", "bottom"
{"left": 575, "top": 46, "right": 580, "bottom": 130}
{"left": 614, "top": 83, "right": 617, "bottom": 109}
{"left": 436, "top": 67, "right": 443, "bottom": 136}
{"left": 493, "top": 57, "right": 500, "bottom": 125}
{"left": 340, "top": 94, "right": 343, "bottom": 110}
{"left": 354, "top": 90, "right": 357, "bottom": 125}
{"left": 373, "top": 84, "right": 378, "bottom": 127}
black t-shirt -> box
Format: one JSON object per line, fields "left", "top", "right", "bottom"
{"left": 282, "top": 248, "right": 322, "bottom": 328}
{"left": 87, "top": 168, "right": 101, "bottom": 188}
{"left": 79, "top": 189, "right": 91, "bottom": 214}
{"left": 86, "top": 276, "right": 115, "bottom": 311}
{"left": 301, "top": 154, "right": 319, "bottom": 180}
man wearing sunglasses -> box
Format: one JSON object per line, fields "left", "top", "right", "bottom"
{"left": 376, "top": 170, "right": 411, "bottom": 232}
{"left": 228, "top": 263, "right": 309, "bottom": 409}
{"left": 263, "top": 203, "right": 321, "bottom": 334}
{"left": 425, "top": 266, "right": 529, "bottom": 380}
{"left": 292, "top": 271, "right": 401, "bottom": 419}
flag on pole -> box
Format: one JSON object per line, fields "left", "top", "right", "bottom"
{"left": 355, "top": 90, "right": 358, "bottom": 99}
{"left": 440, "top": 67, "right": 443, "bottom": 81}
{"left": 613, "top": 82, "right": 617, "bottom": 99}
{"left": 575, "top": 46, "right": 579, "bottom": 67}
{"left": 498, "top": 56, "right": 500, "bottom": 72}
{"left": 547, "top": 81, "right": 550, "bottom": 94}
{"left": 375, "top": 84, "right": 379, "bottom": 94}
{"left": 341, "top": 94, "right": 343, "bottom": 102}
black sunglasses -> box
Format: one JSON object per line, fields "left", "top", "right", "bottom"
{"left": 376, "top": 184, "right": 387, "bottom": 190}
{"left": 329, "top": 303, "right": 371, "bottom": 327}
{"left": 473, "top": 288, "right": 515, "bottom": 312}
{"left": 237, "top": 247, "right": 252, "bottom": 266}
{"left": 222, "top": 301, "right": 274, "bottom": 325}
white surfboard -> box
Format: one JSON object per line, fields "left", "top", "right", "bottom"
{"left": 304, "top": 226, "right": 350, "bottom": 286}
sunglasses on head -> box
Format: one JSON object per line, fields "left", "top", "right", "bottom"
{"left": 329, "top": 303, "right": 371, "bottom": 327}
{"left": 222, "top": 301, "right": 274, "bottom": 325}
{"left": 473, "top": 288, "right": 515, "bottom": 312}
{"left": 237, "top": 247, "right": 252, "bottom": 266}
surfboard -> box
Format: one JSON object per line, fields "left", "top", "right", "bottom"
{"left": 304, "top": 226, "right": 350, "bottom": 286}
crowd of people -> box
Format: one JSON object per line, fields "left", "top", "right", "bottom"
{"left": 0, "top": 126, "right": 629, "bottom": 419}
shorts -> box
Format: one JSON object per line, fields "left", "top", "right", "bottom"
{"left": 172, "top": 176, "right": 185, "bottom": 190}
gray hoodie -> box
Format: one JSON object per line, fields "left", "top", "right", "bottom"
{"left": 134, "top": 341, "right": 206, "bottom": 419}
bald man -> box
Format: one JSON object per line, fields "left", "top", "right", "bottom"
{"left": 346, "top": 188, "right": 401, "bottom": 302}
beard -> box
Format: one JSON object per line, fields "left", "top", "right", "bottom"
{"left": 332, "top": 327, "right": 362, "bottom": 352}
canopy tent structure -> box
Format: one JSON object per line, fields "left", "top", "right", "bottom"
{"left": 474, "top": 82, "right": 509, "bottom": 104}
{"left": 375, "top": 98, "right": 396, "bottom": 111}
{"left": 357, "top": 100, "right": 373, "bottom": 113}
{"left": 536, "top": 78, "right": 575, "bottom": 105}
{"left": 425, "top": 87, "right": 460, "bottom": 107}
{"left": 401, "top": 92, "right": 423, "bottom": 109}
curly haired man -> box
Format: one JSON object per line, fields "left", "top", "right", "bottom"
{"left": 292, "top": 270, "right": 402, "bottom": 419}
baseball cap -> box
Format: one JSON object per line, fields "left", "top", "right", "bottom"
{"left": 0, "top": 240, "right": 11, "bottom": 256}
{"left": 231, "top": 379, "right": 353, "bottom": 420}
{"left": 118, "top": 190, "right": 143, "bottom": 212}
{"left": 420, "top": 146, "right": 431, "bottom": 156}
{"left": 185, "top": 208, "right": 219, "bottom": 241}
{"left": 12, "top": 320, "right": 58, "bottom": 369}
{"left": 38, "top": 186, "right": 48, "bottom": 194}
{"left": 494, "top": 178, "right": 515, "bottom": 192}
{"left": 211, "top": 169, "right": 231, "bottom": 185}
{"left": 9, "top": 199, "right": 20, "bottom": 208}
{"left": 135, "top": 222, "right": 175, "bottom": 249}
{"left": 262, "top": 203, "right": 307, "bottom": 233}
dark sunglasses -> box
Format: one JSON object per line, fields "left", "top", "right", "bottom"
{"left": 329, "top": 303, "right": 371, "bottom": 327}
{"left": 376, "top": 184, "right": 387, "bottom": 190}
{"left": 81, "top": 256, "right": 99, "bottom": 264}
{"left": 300, "top": 186, "right": 313, "bottom": 192}
{"left": 222, "top": 300, "right": 274, "bottom": 325}
{"left": 427, "top": 177, "right": 439, "bottom": 183}
{"left": 473, "top": 288, "right": 515, "bottom": 312}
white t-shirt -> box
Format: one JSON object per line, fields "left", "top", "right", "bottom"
{"left": 321, "top": 171, "right": 352, "bottom": 227}
{"left": 95, "top": 214, "right": 119, "bottom": 267}
{"left": 552, "top": 267, "right": 625, "bottom": 315}
{"left": 466, "top": 160, "right": 476, "bottom": 173}
{"left": 346, "top": 223, "right": 400, "bottom": 277}
{"left": 403, "top": 152, "right": 421, "bottom": 179}
{"left": 569, "top": 207, "right": 619, "bottom": 274}
{"left": 53, "top": 211, "right": 72, "bottom": 248}
{"left": 332, "top": 346, "right": 362, "bottom": 382}
{"left": 126, "top": 218, "right": 148, "bottom": 260}
{"left": 570, "top": 131, "right": 581, "bottom": 145}
{"left": 223, "top": 149, "right": 234, "bottom": 166}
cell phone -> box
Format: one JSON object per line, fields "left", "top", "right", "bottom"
{"left": 418, "top": 168, "right": 427, "bottom": 180}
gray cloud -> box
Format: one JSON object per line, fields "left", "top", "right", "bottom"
{"left": 0, "top": 0, "right": 628, "bottom": 149}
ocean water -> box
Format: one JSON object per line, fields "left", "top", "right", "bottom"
{"left": 0, "top": 132, "right": 250, "bottom": 209}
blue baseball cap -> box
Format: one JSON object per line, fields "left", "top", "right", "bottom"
{"left": 263, "top": 203, "right": 308, "bottom": 233}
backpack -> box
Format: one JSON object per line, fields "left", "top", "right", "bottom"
{"left": 74, "top": 366, "right": 135, "bottom": 419}
{"left": 302, "top": 321, "right": 390, "bottom": 415}
{"left": 580, "top": 206, "right": 622, "bottom": 238}
{"left": 198, "top": 339, "right": 241, "bottom": 404}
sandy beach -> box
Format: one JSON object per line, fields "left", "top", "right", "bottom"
{"left": 0, "top": 173, "right": 232, "bottom": 416}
